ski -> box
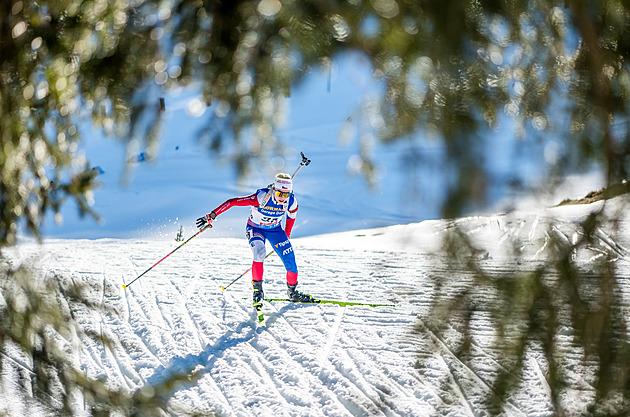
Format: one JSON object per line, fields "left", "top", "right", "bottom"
{"left": 255, "top": 306, "right": 266, "bottom": 327}
{"left": 263, "top": 298, "right": 395, "bottom": 307}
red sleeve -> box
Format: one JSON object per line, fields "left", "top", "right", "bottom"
{"left": 285, "top": 218, "right": 295, "bottom": 238}
{"left": 213, "top": 193, "right": 258, "bottom": 216}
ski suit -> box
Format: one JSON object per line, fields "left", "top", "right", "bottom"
{"left": 212, "top": 188, "right": 299, "bottom": 285}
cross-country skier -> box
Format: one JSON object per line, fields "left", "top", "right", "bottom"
{"left": 196, "top": 173, "right": 314, "bottom": 310}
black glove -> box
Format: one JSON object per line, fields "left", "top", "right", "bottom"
{"left": 196, "top": 211, "right": 217, "bottom": 230}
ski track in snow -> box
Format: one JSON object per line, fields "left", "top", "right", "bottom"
{"left": 3, "top": 202, "right": 630, "bottom": 416}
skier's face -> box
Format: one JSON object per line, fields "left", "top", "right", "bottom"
{"left": 274, "top": 188, "right": 290, "bottom": 203}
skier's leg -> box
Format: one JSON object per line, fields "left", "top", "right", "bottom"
{"left": 247, "top": 226, "right": 267, "bottom": 306}
{"left": 252, "top": 260, "right": 264, "bottom": 281}
{"left": 247, "top": 226, "right": 267, "bottom": 280}
{"left": 287, "top": 271, "right": 298, "bottom": 286}
{"left": 267, "top": 228, "right": 312, "bottom": 301}
{"left": 267, "top": 227, "right": 297, "bottom": 282}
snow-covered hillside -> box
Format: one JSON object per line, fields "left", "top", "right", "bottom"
{"left": 2, "top": 196, "right": 628, "bottom": 416}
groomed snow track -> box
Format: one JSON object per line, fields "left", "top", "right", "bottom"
{"left": 3, "top": 204, "right": 630, "bottom": 416}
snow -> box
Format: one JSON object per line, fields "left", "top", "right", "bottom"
{"left": 2, "top": 196, "right": 629, "bottom": 416}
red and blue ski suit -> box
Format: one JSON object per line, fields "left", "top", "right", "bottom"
{"left": 212, "top": 188, "right": 298, "bottom": 285}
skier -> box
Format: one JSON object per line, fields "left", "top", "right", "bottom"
{"left": 196, "top": 173, "right": 314, "bottom": 310}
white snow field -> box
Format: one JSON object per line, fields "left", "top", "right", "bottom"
{"left": 2, "top": 197, "right": 629, "bottom": 416}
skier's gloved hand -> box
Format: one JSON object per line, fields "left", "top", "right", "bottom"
{"left": 196, "top": 211, "right": 217, "bottom": 230}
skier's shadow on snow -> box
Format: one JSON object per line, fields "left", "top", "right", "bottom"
{"left": 142, "top": 320, "right": 259, "bottom": 394}
{"left": 142, "top": 302, "right": 306, "bottom": 394}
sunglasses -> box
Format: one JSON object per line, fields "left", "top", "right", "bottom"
{"left": 274, "top": 190, "right": 290, "bottom": 198}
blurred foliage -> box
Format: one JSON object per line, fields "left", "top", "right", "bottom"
{"left": 3, "top": 0, "right": 630, "bottom": 415}
{"left": 0, "top": 0, "right": 160, "bottom": 245}
{"left": 422, "top": 201, "right": 630, "bottom": 415}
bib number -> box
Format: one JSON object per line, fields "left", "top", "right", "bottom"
{"left": 259, "top": 215, "right": 279, "bottom": 226}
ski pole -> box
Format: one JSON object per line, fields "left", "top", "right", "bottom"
{"left": 291, "top": 152, "right": 311, "bottom": 178}
{"left": 122, "top": 224, "right": 212, "bottom": 289}
{"left": 221, "top": 152, "right": 311, "bottom": 292}
{"left": 221, "top": 251, "right": 274, "bottom": 291}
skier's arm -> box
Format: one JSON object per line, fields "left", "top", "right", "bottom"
{"left": 285, "top": 218, "right": 296, "bottom": 238}
{"left": 213, "top": 193, "right": 259, "bottom": 216}
{"left": 284, "top": 199, "right": 298, "bottom": 238}
{"left": 196, "top": 193, "right": 258, "bottom": 230}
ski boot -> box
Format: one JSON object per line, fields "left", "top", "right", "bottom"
{"left": 252, "top": 280, "right": 264, "bottom": 308}
{"left": 287, "top": 283, "right": 315, "bottom": 303}
{"left": 253, "top": 280, "right": 266, "bottom": 326}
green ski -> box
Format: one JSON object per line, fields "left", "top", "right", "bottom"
{"left": 263, "top": 298, "right": 395, "bottom": 308}
{"left": 255, "top": 306, "right": 266, "bottom": 327}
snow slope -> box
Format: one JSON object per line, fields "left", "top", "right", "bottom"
{"left": 3, "top": 197, "right": 629, "bottom": 416}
